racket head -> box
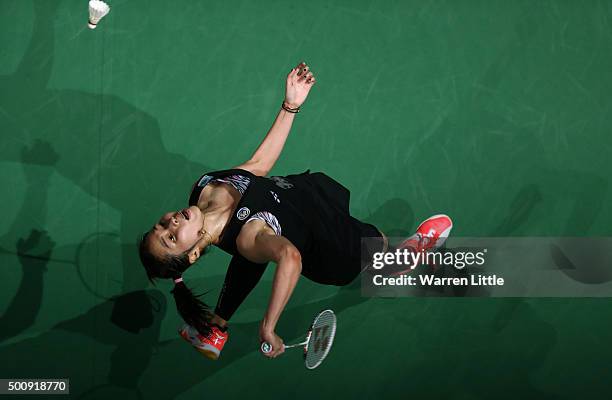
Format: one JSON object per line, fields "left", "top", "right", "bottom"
{"left": 303, "top": 309, "right": 337, "bottom": 369}
{"left": 75, "top": 232, "right": 123, "bottom": 300}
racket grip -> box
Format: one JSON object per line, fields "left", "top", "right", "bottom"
{"left": 261, "top": 342, "right": 272, "bottom": 354}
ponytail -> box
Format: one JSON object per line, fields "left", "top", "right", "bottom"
{"left": 171, "top": 276, "right": 213, "bottom": 336}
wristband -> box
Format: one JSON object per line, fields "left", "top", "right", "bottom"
{"left": 282, "top": 101, "right": 300, "bottom": 113}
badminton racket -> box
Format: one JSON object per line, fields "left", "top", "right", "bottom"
{"left": 0, "top": 231, "right": 123, "bottom": 300}
{"left": 261, "top": 309, "right": 337, "bottom": 369}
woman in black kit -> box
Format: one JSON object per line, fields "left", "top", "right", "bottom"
{"left": 138, "top": 61, "right": 452, "bottom": 360}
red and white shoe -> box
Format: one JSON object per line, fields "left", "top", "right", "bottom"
{"left": 398, "top": 214, "right": 453, "bottom": 252}
{"left": 179, "top": 323, "right": 228, "bottom": 360}
{"left": 389, "top": 214, "right": 453, "bottom": 275}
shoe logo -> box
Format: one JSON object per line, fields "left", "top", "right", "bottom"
{"left": 425, "top": 229, "right": 437, "bottom": 238}
{"left": 213, "top": 333, "right": 225, "bottom": 345}
{"left": 237, "top": 207, "right": 250, "bottom": 220}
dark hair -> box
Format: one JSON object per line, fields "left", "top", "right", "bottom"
{"left": 138, "top": 231, "right": 213, "bottom": 336}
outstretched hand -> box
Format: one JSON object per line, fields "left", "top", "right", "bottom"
{"left": 284, "top": 61, "right": 316, "bottom": 109}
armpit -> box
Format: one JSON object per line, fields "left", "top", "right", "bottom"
{"left": 246, "top": 211, "right": 281, "bottom": 236}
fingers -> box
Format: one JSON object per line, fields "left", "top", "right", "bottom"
{"left": 288, "top": 61, "right": 316, "bottom": 84}
{"left": 297, "top": 67, "right": 316, "bottom": 85}
{"left": 298, "top": 71, "right": 315, "bottom": 83}
{"left": 298, "top": 64, "right": 309, "bottom": 78}
{"left": 297, "top": 65, "right": 310, "bottom": 81}
{"left": 270, "top": 340, "right": 284, "bottom": 358}
{"left": 288, "top": 61, "right": 306, "bottom": 79}
{"left": 295, "top": 61, "right": 306, "bottom": 74}
{"left": 271, "top": 344, "right": 285, "bottom": 358}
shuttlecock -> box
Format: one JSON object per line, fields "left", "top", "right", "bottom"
{"left": 88, "top": 0, "right": 110, "bottom": 29}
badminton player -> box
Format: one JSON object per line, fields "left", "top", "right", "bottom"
{"left": 138, "top": 61, "right": 453, "bottom": 359}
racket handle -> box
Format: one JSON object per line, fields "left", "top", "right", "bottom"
{"left": 261, "top": 341, "right": 307, "bottom": 353}
{"left": 261, "top": 342, "right": 273, "bottom": 354}
{"left": 261, "top": 341, "right": 297, "bottom": 353}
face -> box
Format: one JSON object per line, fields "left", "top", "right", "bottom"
{"left": 147, "top": 205, "right": 205, "bottom": 259}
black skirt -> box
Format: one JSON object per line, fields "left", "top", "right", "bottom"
{"left": 285, "top": 171, "right": 385, "bottom": 285}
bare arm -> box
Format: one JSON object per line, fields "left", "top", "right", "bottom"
{"left": 236, "top": 220, "right": 302, "bottom": 357}
{"left": 235, "top": 109, "right": 296, "bottom": 177}
{"left": 235, "top": 61, "right": 316, "bottom": 176}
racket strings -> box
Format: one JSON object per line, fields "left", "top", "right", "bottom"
{"left": 305, "top": 310, "right": 336, "bottom": 369}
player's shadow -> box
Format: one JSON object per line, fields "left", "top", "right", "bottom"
{"left": 0, "top": 141, "right": 59, "bottom": 343}
{"left": 0, "top": 230, "right": 54, "bottom": 343}
{"left": 0, "top": 287, "right": 167, "bottom": 399}
{"left": 0, "top": 0, "right": 214, "bottom": 300}
{"left": 428, "top": 167, "right": 608, "bottom": 298}
{"left": 490, "top": 184, "right": 543, "bottom": 236}
{"left": 0, "top": 271, "right": 383, "bottom": 398}
{"left": 549, "top": 240, "right": 612, "bottom": 284}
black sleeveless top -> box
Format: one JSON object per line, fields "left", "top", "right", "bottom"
{"left": 188, "top": 168, "right": 381, "bottom": 285}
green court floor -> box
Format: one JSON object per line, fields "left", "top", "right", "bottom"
{"left": 1, "top": 0, "right": 611, "bottom": 398}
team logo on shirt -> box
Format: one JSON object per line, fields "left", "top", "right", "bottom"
{"left": 237, "top": 207, "right": 250, "bottom": 220}
{"left": 270, "top": 191, "right": 280, "bottom": 203}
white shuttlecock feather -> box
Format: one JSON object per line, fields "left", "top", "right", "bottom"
{"left": 88, "top": 0, "right": 110, "bottom": 29}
